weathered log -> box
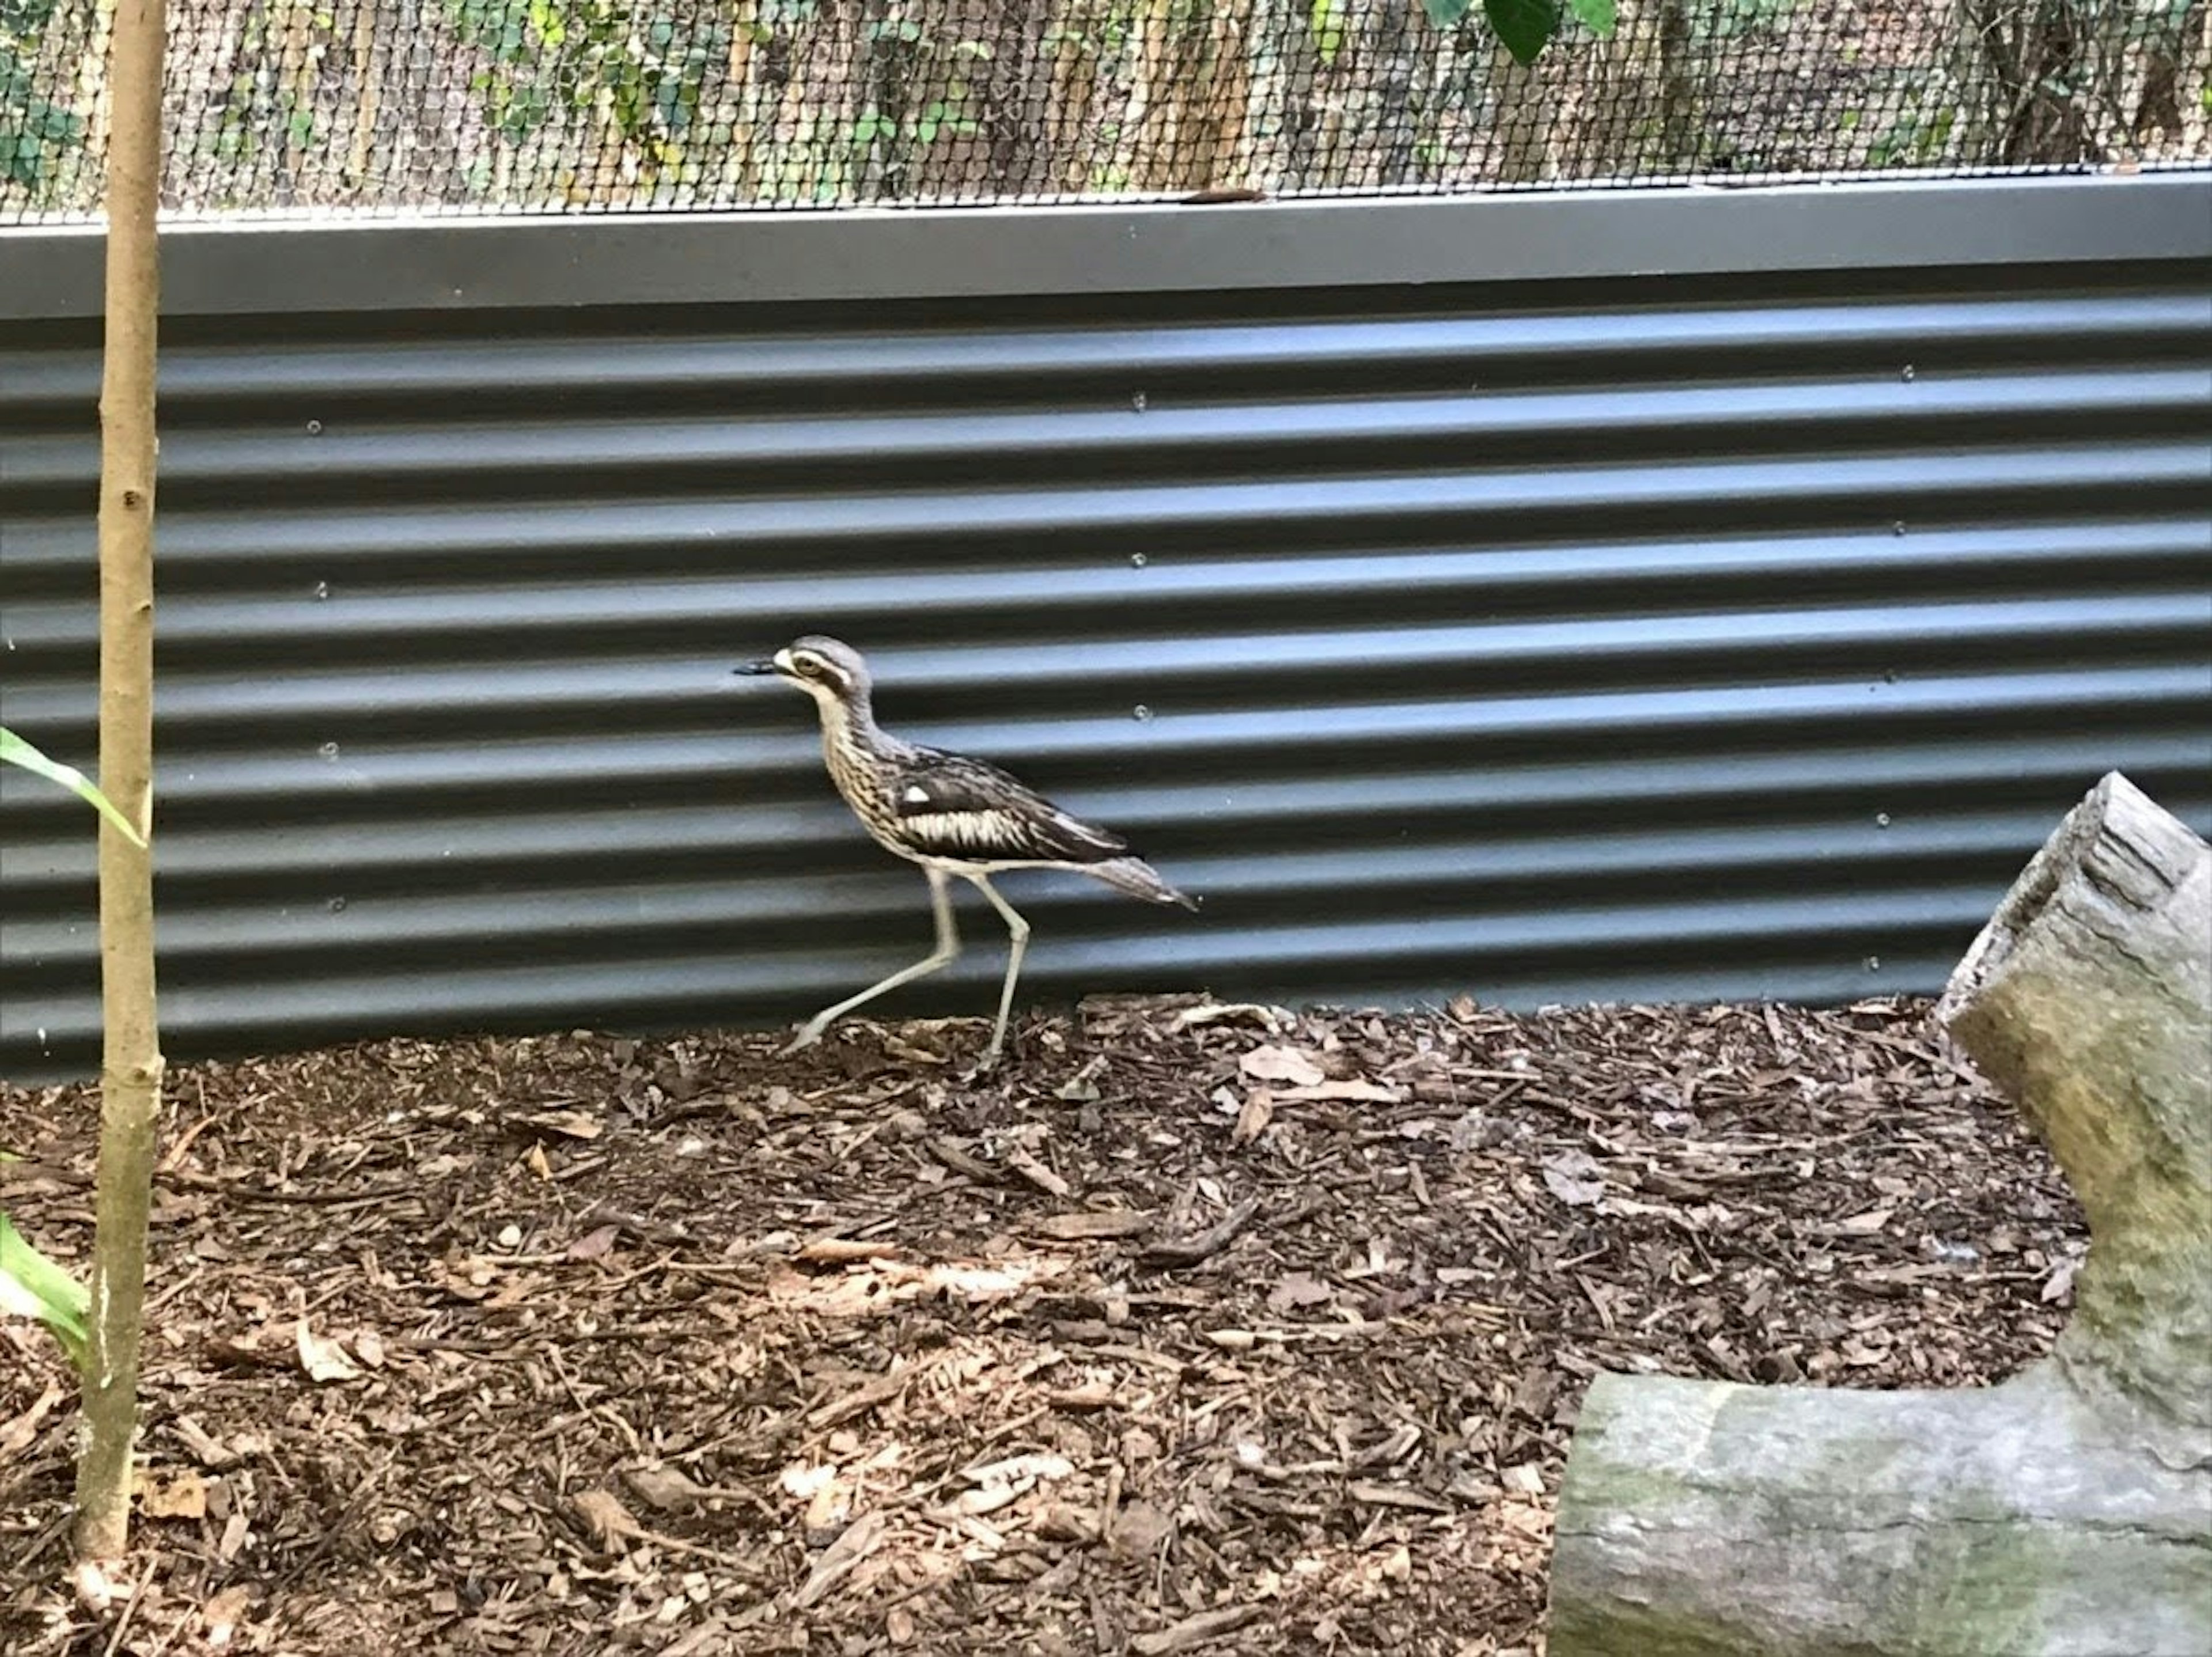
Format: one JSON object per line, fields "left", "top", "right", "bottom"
{"left": 1548, "top": 771, "right": 2212, "bottom": 1657}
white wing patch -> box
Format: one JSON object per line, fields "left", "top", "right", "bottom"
{"left": 902, "top": 809, "right": 1043, "bottom": 859}
{"left": 902, "top": 784, "right": 933, "bottom": 805}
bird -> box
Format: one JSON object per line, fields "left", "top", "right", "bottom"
{"left": 735, "top": 635, "right": 1198, "bottom": 1067}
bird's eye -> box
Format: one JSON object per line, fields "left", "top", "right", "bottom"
{"left": 790, "top": 653, "right": 823, "bottom": 677}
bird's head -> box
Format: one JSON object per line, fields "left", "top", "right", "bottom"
{"left": 734, "top": 635, "right": 872, "bottom": 709}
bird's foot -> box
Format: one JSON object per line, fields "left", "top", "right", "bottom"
{"left": 777, "top": 1023, "right": 826, "bottom": 1058}
{"left": 960, "top": 1044, "right": 1006, "bottom": 1083}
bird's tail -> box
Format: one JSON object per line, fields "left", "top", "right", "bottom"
{"left": 1088, "top": 856, "right": 1200, "bottom": 912}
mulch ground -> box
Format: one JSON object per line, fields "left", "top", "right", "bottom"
{"left": 2, "top": 994, "right": 2084, "bottom": 1657}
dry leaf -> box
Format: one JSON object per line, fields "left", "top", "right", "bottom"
{"left": 1131, "top": 1605, "right": 1265, "bottom": 1654}
{"left": 1501, "top": 1462, "right": 1547, "bottom": 1495}
{"left": 797, "top": 1235, "right": 897, "bottom": 1263}
{"left": 351, "top": 1326, "right": 385, "bottom": 1368}
{"left": 1277, "top": 1078, "right": 1403, "bottom": 1104}
{"left": 141, "top": 1468, "right": 209, "bottom": 1521}
{"left": 201, "top": 1584, "right": 253, "bottom": 1648}
{"left": 295, "top": 1317, "right": 362, "bottom": 1384}
{"left": 2041, "top": 1256, "right": 2079, "bottom": 1305}
{"left": 0, "top": 1382, "right": 62, "bottom": 1458}
{"left": 794, "top": 1510, "right": 886, "bottom": 1607}
{"left": 625, "top": 1463, "right": 713, "bottom": 1511}
{"left": 524, "top": 1109, "right": 603, "bottom": 1140}
{"left": 524, "top": 1142, "right": 552, "bottom": 1180}
{"left": 1108, "top": 1499, "right": 1174, "bottom": 1559}
{"left": 1173, "top": 1002, "right": 1289, "bottom": 1032}
{"left": 573, "top": 1487, "right": 637, "bottom": 1546}
{"left": 1541, "top": 1151, "right": 1605, "bottom": 1208}
{"left": 1838, "top": 1208, "right": 1894, "bottom": 1235}
{"left": 1266, "top": 1272, "right": 1334, "bottom": 1313}
{"left": 1238, "top": 1045, "right": 1325, "bottom": 1087}
{"left": 1232, "top": 1091, "right": 1274, "bottom": 1145}
{"left": 566, "top": 1223, "right": 621, "bottom": 1261}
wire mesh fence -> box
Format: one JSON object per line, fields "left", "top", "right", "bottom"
{"left": 3, "top": 0, "right": 2209, "bottom": 221}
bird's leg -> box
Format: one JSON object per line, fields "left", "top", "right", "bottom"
{"left": 780, "top": 867, "right": 960, "bottom": 1056}
{"left": 964, "top": 873, "right": 1032, "bottom": 1070}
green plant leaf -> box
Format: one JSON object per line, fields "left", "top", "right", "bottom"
{"left": 1566, "top": 0, "right": 1615, "bottom": 34}
{"left": 1309, "top": 0, "right": 1346, "bottom": 60}
{"left": 0, "top": 726, "right": 146, "bottom": 847}
{"left": 1421, "top": 0, "right": 1472, "bottom": 25}
{"left": 1486, "top": 0, "right": 1559, "bottom": 62}
{"left": 1, "top": 1210, "right": 89, "bottom": 1370}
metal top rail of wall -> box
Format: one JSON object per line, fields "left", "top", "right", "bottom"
{"left": 2, "top": 174, "right": 2210, "bottom": 1079}
{"left": 5, "top": 0, "right": 2211, "bottom": 221}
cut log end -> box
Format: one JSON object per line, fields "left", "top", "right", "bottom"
{"left": 1936, "top": 770, "right": 2209, "bottom": 1037}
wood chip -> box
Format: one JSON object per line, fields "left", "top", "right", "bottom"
{"left": 1031, "top": 1209, "right": 1154, "bottom": 1241}
{"left": 794, "top": 1511, "right": 887, "bottom": 1608}
{"left": 1130, "top": 1605, "right": 1266, "bottom": 1654}
{"left": 1140, "top": 1197, "right": 1260, "bottom": 1268}
{"left": 1238, "top": 1046, "right": 1325, "bottom": 1087}
{"left": 1003, "top": 1145, "right": 1071, "bottom": 1198}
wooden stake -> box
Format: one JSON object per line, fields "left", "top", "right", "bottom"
{"left": 74, "top": 0, "right": 166, "bottom": 1572}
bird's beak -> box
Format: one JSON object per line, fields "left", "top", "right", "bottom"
{"left": 733, "top": 654, "right": 786, "bottom": 678}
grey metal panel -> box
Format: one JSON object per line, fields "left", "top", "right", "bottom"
{"left": 3, "top": 196, "right": 2210, "bottom": 1078}
{"left": 2, "top": 173, "right": 2211, "bottom": 320}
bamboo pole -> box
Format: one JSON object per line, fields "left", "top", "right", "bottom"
{"left": 73, "top": 0, "right": 166, "bottom": 1578}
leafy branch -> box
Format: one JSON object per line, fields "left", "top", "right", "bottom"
{"left": 0, "top": 726, "right": 143, "bottom": 1374}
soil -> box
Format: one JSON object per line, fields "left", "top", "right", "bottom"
{"left": 1, "top": 994, "right": 2084, "bottom": 1656}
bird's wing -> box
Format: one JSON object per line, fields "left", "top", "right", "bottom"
{"left": 889, "top": 750, "right": 1128, "bottom": 864}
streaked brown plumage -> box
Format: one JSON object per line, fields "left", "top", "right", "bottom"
{"left": 736, "top": 635, "right": 1196, "bottom": 1066}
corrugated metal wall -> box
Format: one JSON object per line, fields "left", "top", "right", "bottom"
{"left": 4, "top": 185, "right": 2210, "bottom": 1078}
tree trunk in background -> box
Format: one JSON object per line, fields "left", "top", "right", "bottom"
{"left": 1131, "top": 0, "right": 1251, "bottom": 192}
{"left": 1490, "top": 39, "right": 1550, "bottom": 184}
{"left": 1654, "top": 0, "right": 1695, "bottom": 170}
{"left": 73, "top": 0, "right": 165, "bottom": 1579}
{"left": 1200, "top": 0, "right": 1254, "bottom": 191}
{"left": 1044, "top": 0, "right": 1106, "bottom": 193}
{"left": 1128, "top": 0, "right": 1189, "bottom": 190}
{"left": 985, "top": 0, "right": 1058, "bottom": 196}
{"left": 1547, "top": 772, "right": 2212, "bottom": 1657}
{"left": 1264, "top": 0, "right": 1322, "bottom": 194}
{"left": 1367, "top": 0, "right": 1418, "bottom": 187}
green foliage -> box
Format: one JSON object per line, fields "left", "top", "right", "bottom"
{"left": 0, "top": 727, "right": 145, "bottom": 847}
{"left": 443, "top": 0, "right": 730, "bottom": 160}
{"left": 0, "top": 0, "right": 85, "bottom": 193}
{"left": 1698, "top": 0, "right": 1802, "bottom": 42}
{"left": 1420, "top": 0, "right": 1612, "bottom": 63}
{"left": 1309, "top": 0, "right": 1347, "bottom": 65}
{"left": 0, "top": 727, "right": 138, "bottom": 1372}
{"left": 1, "top": 1209, "right": 88, "bottom": 1371}
{"left": 1486, "top": 0, "right": 1561, "bottom": 65}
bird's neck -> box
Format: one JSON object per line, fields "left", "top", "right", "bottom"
{"left": 811, "top": 689, "right": 882, "bottom": 755}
